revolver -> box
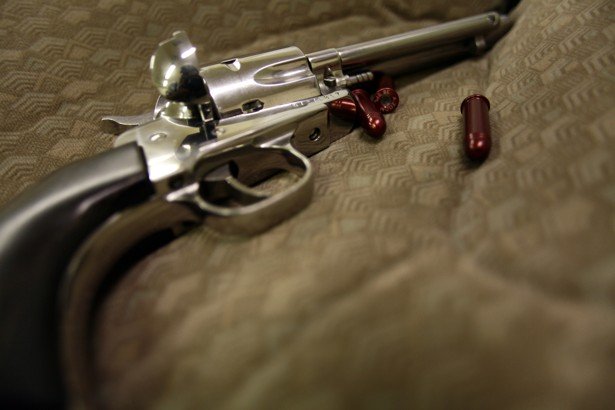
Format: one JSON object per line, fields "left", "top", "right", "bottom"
{"left": 0, "top": 12, "right": 512, "bottom": 407}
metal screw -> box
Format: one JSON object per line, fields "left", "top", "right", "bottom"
{"left": 309, "top": 128, "right": 321, "bottom": 142}
{"left": 323, "top": 71, "right": 374, "bottom": 89}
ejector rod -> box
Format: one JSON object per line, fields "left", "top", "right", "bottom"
{"left": 328, "top": 12, "right": 511, "bottom": 74}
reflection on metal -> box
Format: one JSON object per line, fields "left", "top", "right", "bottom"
{"left": 107, "top": 10, "right": 512, "bottom": 236}
{"left": 150, "top": 31, "right": 208, "bottom": 104}
{"left": 61, "top": 199, "right": 201, "bottom": 407}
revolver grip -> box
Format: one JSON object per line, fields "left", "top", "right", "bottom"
{"left": 0, "top": 143, "right": 153, "bottom": 407}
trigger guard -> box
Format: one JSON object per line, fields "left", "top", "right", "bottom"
{"left": 185, "top": 145, "right": 314, "bottom": 235}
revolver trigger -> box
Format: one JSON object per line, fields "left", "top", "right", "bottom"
{"left": 201, "top": 163, "right": 269, "bottom": 206}
{"left": 225, "top": 177, "right": 270, "bottom": 204}
{"left": 100, "top": 112, "right": 156, "bottom": 135}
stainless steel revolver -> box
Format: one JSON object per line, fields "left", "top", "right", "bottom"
{"left": 0, "top": 12, "right": 512, "bottom": 407}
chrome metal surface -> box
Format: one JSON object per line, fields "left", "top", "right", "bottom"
{"left": 115, "top": 88, "right": 347, "bottom": 231}
{"left": 66, "top": 13, "right": 516, "bottom": 408}
{"left": 367, "top": 41, "right": 474, "bottom": 76}
{"left": 169, "top": 141, "right": 314, "bottom": 235}
{"left": 110, "top": 13, "right": 512, "bottom": 233}
{"left": 485, "top": 14, "right": 513, "bottom": 48}
{"left": 200, "top": 47, "right": 321, "bottom": 118}
{"left": 336, "top": 12, "right": 504, "bottom": 72}
{"left": 306, "top": 48, "right": 344, "bottom": 93}
{"left": 100, "top": 112, "right": 156, "bottom": 134}
{"left": 114, "top": 116, "right": 202, "bottom": 186}
{"left": 324, "top": 71, "right": 374, "bottom": 88}
{"left": 61, "top": 199, "right": 201, "bottom": 408}
{"left": 150, "top": 31, "right": 208, "bottom": 104}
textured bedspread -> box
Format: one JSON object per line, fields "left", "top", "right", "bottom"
{"left": 1, "top": 0, "right": 614, "bottom": 408}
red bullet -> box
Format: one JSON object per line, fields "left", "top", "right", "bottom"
{"left": 373, "top": 75, "right": 399, "bottom": 114}
{"left": 461, "top": 94, "right": 491, "bottom": 161}
{"left": 351, "top": 89, "right": 386, "bottom": 139}
{"left": 328, "top": 98, "right": 358, "bottom": 122}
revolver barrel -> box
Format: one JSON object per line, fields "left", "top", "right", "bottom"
{"left": 313, "top": 12, "right": 512, "bottom": 76}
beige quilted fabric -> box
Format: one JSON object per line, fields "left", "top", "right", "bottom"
{"left": 1, "top": 0, "right": 614, "bottom": 408}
